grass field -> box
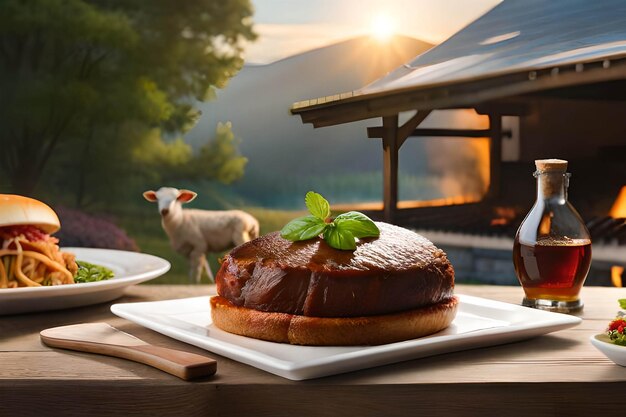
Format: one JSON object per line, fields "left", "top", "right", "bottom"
{"left": 118, "top": 206, "right": 305, "bottom": 284}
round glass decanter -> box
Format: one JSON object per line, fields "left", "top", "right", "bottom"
{"left": 513, "top": 159, "right": 592, "bottom": 313}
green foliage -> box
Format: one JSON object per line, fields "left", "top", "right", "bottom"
{"left": 334, "top": 211, "right": 381, "bottom": 238}
{"left": 280, "top": 215, "right": 326, "bottom": 241}
{"left": 184, "top": 122, "right": 248, "bottom": 184}
{"left": 281, "top": 192, "right": 379, "bottom": 250}
{"left": 323, "top": 223, "right": 357, "bottom": 250}
{"left": 132, "top": 128, "right": 193, "bottom": 175}
{"left": 0, "top": 0, "right": 256, "bottom": 199}
{"left": 305, "top": 191, "right": 331, "bottom": 220}
{"left": 131, "top": 121, "right": 247, "bottom": 186}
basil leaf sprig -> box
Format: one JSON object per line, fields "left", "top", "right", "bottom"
{"left": 280, "top": 191, "right": 380, "bottom": 250}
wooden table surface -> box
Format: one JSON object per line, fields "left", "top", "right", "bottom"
{"left": 1, "top": 284, "right": 625, "bottom": 417}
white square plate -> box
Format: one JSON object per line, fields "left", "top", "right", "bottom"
{"left": 111, "top": 294, "right": 581, "bottom": 380}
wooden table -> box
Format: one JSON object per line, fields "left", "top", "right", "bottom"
{"left": 1, "top": 285, "right": 625, "bottom": 417}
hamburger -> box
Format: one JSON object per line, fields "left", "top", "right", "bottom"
{"left": 210, "top": 222, "right": 457, "bottom": 346}
{"left": 0, "top": 194, "right": 77, "bottom": 288}
{"left": 0, "top": 194, "right": 61, "bottom": 234}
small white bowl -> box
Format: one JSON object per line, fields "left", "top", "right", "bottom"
{"left": 590, "top": 333, "right": 626, "bottom": 366}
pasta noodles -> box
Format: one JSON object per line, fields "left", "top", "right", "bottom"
{"left": 0, "top": 226, "right": 78, "bottom": 288}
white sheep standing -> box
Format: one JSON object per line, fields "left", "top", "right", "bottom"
{"left": 143, "top": 187, "right": 259, "bottom": 283}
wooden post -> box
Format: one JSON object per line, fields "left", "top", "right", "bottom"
{"left": 487, "top": 114, "right": 502, "bottom": 200}
{"left": 382, "top": 115, "right": 399, "bottom": 223}
{"left": 372, "top": 111, "right": 431, "bottom": 223}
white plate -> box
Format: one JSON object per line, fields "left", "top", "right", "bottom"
{"left": 590, "top": 333, "right": 626, "bottom": 366}
{"left": 111, "top": 294, "right": 581, "bottom": 380}
{"left": 0, "top": 248, "right": 170, "bottom": 315}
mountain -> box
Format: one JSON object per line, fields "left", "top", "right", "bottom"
{"left": 185, "top": 35, "right": 436, "bottom": 208}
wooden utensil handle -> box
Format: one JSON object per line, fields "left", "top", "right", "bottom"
{"left": 41, "top": 336, "right": 217, "bottom": 380}
{"left": 126, "top": 344, "right": 217, "bottom": 380}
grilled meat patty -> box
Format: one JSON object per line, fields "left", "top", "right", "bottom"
{"left": 215, "top": 222, "right": 455, "bottom": 318}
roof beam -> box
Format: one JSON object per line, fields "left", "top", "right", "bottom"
{"left": 398, "top": 110, "right": 432, "bottom": 147}
{"left": 366, "top": 110, "right": 432, "bottom": 144}
{"left": 474, "top": 102, "right": 531, "bottom": 116}
{"left": 368, "top": 127, "right": 512, "bottom": 139}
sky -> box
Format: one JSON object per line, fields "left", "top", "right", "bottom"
{"left": 245, "top": 0, "right": 502, "bottom": 64}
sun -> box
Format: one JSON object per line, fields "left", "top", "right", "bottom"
{"left": 370, "top": 14, "right": 395, "bottom": 41}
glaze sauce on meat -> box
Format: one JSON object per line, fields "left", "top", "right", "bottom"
{"left": 216, "top": 222, "right": 455, "bottom": 318}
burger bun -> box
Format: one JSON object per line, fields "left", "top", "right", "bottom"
{"left": 210, "top": 295, "right": 459, "bottom": 346}
{"left": 0, "top": 194, "right": 60, "bottom": 234}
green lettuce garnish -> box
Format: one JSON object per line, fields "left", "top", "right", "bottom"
{"left": 74, "top": 261, "right": 114, "bottom": 283}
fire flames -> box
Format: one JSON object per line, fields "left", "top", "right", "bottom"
{"left": 609, "top": 187, "right": 626, "bottom": 287}
{"left": 609, "top": 186, "right": 626, "bottom": 219}
{"left": 611, "top": 266, "right": 624, "bottom": 288}
{"left": 490, "top": 206, "right": 517, "bottom": 226}
{"left": 397, "top": 195, "right": 481, "bottom": 209}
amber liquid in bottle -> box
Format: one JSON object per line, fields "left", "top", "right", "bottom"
{"left": 513, "top": 239, "right": 592, "bottom": 302}
{"left": 513, "top": 159, "right": 591, "bottom": 313}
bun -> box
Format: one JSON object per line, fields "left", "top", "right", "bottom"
{"left": 210, "top": 295, "right": 458, "bottom": 346}
{"left": 0, "top": 194, "right": 60, "bottom": 234}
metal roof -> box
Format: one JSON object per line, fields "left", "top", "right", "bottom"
{"left": 291, "top": 0, "right": 626, "bottom": 127}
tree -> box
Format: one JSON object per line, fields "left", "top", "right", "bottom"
{"left": 0, "top": 0, "right": 255, "bottom": 196}
{"left": 185, "top": 122, "right": 248, "bottom": 184}
{"left": 132, "top": 121, "right": 248, "bottom": 184}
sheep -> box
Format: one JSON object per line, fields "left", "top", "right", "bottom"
{"left": 143, "top": 187, "right": 259, "bottom": 283}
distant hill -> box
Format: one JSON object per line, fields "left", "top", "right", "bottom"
{"left": 185, "top": 35, "right": 437, "bottom": 208}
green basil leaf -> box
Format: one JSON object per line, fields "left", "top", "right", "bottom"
{"left": 334, "top": 211, "right": 380, "bottom": 238}
{"left": 280, "top": 215, "right": 327, "bottom": 241}
{"left": 305, "top": 191, "right": 331, "bottom": 221}
{"left": 619, "top": 299, "right": 626, "bottom": 310}
{"left": 323, "top": 225, "right": 357, "bottom": 250}
{"left": 280, "top": 193, "right": 379, "bottom": 250}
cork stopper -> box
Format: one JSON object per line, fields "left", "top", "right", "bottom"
{"left": 534, "top": 159, "right": 569, "bottom": 198}
{"left": 535, "top": 158, "right": 568, "bottom": 173}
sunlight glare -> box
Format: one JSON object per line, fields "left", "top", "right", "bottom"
{"left": 370, "top": 14, "right": 395, "bottom": 41}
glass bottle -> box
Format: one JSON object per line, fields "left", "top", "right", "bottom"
{"left": 513, "top": 159, "right": 592, "bottom": 313}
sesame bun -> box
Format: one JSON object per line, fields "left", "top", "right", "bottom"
{"left": 210, "top": 295, "right": 458, "bottom": 346}
{"left": 0, "top": 194, "right": 60, "bottom": 234}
